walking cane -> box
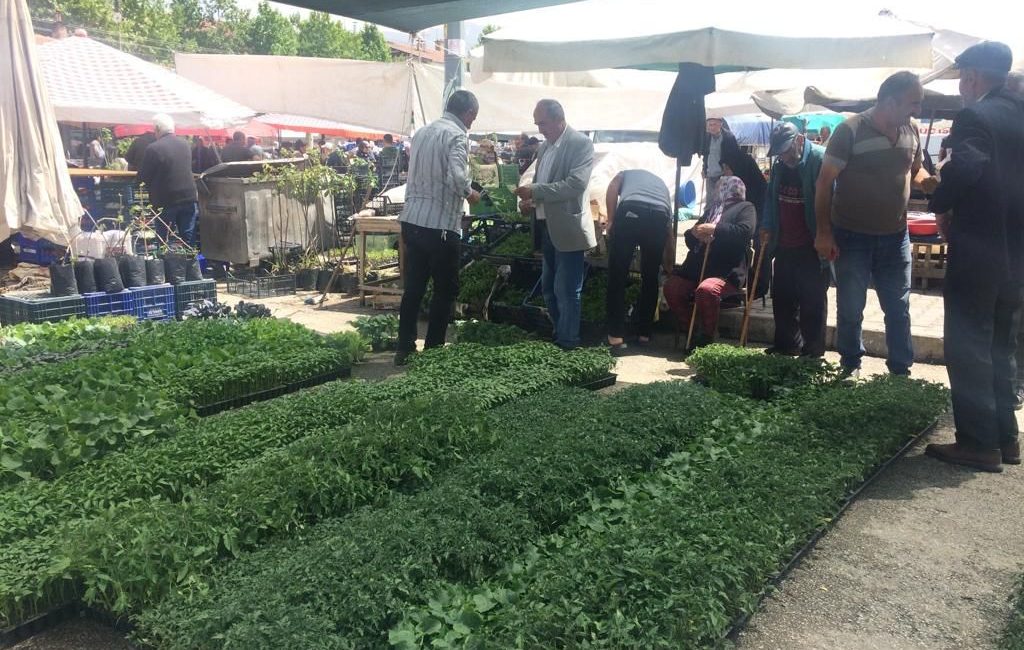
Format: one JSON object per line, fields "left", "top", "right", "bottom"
{"left": 685, "top": 238, "right": 713, "bottom": 351}
{"left": 740, "top": 238, "right": 769, "bottom": 347}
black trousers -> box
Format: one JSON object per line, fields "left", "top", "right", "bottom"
{"left": 606, "top": 202, "right": 669, "bottom": 339}
{"left": 944, "top": 240, "right": 1022, "bottom": 450}
{"left": 1017, "top": 320, "right": 1024, "bottom": 385}
{"left": 770, "top": 245, "right": 829, "bottom": 356}
{"left": 397, "top": 221, "right": 460, "bottom": 353}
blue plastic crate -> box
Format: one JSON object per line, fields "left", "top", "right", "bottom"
{"left": 130, "top": 284, "right": 174, "bottom": 321}
{"left": 84, "top": 290, "right": 134, "bottom": 318}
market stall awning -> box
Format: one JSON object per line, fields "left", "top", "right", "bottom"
{"left": 113, "top": 119, "right": 278, "bottom": 140}
{"left": 1, "top": 0, "right": 82, "bottom": 244}
{"left": 744, "top": 23, "right": 1024, "bottom": 118}
{"left": 37, "top": 36, "right": 255, "bottom": 128}
{"left": 254, "top": 114, "right": 387, "bottom": 140}
{"left": 266, "top": 0, "right": 584, "bottom": 33}
{"left": 478, "top": 0, "right": 934, "bottom": 73}
{"left": 175, "top": 53, "right": 417, "bottom": 135}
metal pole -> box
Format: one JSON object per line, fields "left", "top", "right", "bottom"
{"left": 443, "top": 22, "right": 464, "bottom": 102}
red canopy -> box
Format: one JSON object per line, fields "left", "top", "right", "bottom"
{"left": 113, "top": 113, "right": 386, "bottom": 141}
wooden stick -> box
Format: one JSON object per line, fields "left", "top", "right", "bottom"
{"left": 740, "top": 238, "right": 769, "bottom": 346}
{"left": 686, "top": 239, "right": 713, "bottom": 351}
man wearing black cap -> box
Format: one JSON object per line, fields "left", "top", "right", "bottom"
{"left": 760, "top": 123, "right": 829, "bottom": 357}
{"left": 924, "top": 42, "right": 1024, "bottom": 473}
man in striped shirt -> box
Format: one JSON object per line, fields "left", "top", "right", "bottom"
{"left": 395, "top": 90, "right": 482, "bottom": 366}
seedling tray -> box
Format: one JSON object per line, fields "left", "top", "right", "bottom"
{"left": 723, "top": 420, "right": 940, "bottom": 643}
{"left": 576, "top": 373, "right": 617, "bottom": 391}
{"left": 195, "top": 365, "right": 353, "bottom": 417}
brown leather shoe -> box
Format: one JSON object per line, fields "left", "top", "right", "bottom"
{"left": 925, "top": 443, "right": 1003, "bottom": 473}
{"left": 1002, "top": 440, "right": 1021, "bottom": 465}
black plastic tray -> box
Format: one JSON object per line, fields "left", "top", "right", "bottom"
{"left": 576, "top": 373, "right": 617, "bottom": 391}
{"left": 195, "top": 366, "right": 353, "bottom": 417}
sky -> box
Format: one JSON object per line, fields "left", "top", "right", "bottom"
{"left": 233, "top": 0, "right": 1021, "bottom": 53}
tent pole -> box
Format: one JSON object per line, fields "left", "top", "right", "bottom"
{"left": 443, "top": 22, "right": 464, "bottom": 101}
{"left": 672, "top": 158, "right": 682, "bottom": 239}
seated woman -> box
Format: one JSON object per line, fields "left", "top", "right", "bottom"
{"left": 664, "top": 176, "right": 756, "bottom": 350}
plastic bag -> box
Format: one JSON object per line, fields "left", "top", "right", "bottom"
{"left": 73, "top": 259, "right": 97, "bottom": 294}
{"left": 146, "top": 258, "right": 166, "bottom": 285}
{"left": 94, "top": 257, "right": 125, "bottom": 294}
{"left": 119, "top": 255, "right": 148, "bottom": 288}
{"left": 49, "top": 262, "right": 79, "bottom": 296}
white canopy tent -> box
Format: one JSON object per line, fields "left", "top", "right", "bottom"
{"left": 37, "top": 36, "right": 255, "bottom": 128}
{"left": 477, "top": 0, "right": 934, "bottom": 73}
{"left": 174, "top": 53, "right": 766, "bottom": 136}
{"left": 174, "top": 53, "right": 419, "bottom": 135}
{"left": 1, "top": 0, "right": 82, "bottom": 244}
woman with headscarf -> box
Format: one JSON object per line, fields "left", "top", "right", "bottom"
{"left": 664, "top": 175, "right": 757, "bottom": 350}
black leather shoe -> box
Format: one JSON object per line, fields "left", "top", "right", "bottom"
{"left": 925, "top": 443, "right": 1003, "bottom": 473}
{"left": 1002, "top": 439, "right": 1021, "bottom": 465}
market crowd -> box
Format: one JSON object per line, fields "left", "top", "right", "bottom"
{"left": 396, "top": 42, "right": 1024, "bottom": 475}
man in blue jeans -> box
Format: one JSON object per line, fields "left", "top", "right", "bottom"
{"left": 814, "top": 72, "right": 937, "bottom": 376}
{"left": 516, "top": 99, "right": 596, "bottom": 350}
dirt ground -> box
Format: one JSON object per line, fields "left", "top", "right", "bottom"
{"left": 9, "top": 295, "right": 1022, "bottom": 650}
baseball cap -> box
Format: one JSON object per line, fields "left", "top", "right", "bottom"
{"left": 768, "top": 122, "right": 800, "bottom": 157}
{"left": 949, "top": 41, "right": 1013, "bottom": 78}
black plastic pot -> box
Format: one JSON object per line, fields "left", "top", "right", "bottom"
{"left": 315, "top": 269, "right": 334, "bottom": 292}
{"left": 163, "top": 254, "right": 188, "bottom": 285}
{"left": 185, "top": 257, "right": 203, "bottom": 281}
{"left": 119, "top": 255, "right": 147, "bottom": 288}
{"left": 145, "top": 258, "right": 166, "bottom": 285}
{"left": 338, "top": 274, "right": 358, "bottom": 295}
{"left": 94, "top": 257, "right": 125, "bottom": 293}
{"left": 49, "top": 262, "right": 78, "bottom": 296}
{"left": 73, "top": 260, "right": 97, "bottom": 294}
{"left": 296, "top": 268, "right": 317, "bottom": 290}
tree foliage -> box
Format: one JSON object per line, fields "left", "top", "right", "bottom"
{"left": 28, "top": 0, "right": 394, "bottom": 64}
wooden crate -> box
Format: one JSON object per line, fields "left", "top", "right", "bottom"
{"left": 911, "top": 242, "right": 946, "bottom": 289}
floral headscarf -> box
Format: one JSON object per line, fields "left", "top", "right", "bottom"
{"left": 708, "top": 175, "right": 747, "bottom": 225}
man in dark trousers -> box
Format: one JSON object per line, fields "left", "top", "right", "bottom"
{"left": 604, "top": 169, "right": 673, "bottom": 353}
{"left": 138, "top": 114, "right": 200, "bottom": 247}
{"left": 925, "top": 42, "right": 1024, "bottom": 472}
{"left": 394, "top": 91, "right": 481, "bottom": 366}
{"left": 760, "top": 122, "right": 829, "bottom": 357}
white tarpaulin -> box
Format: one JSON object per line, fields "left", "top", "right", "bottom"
{"left": 37, "top": 37, "right": 254, "bottom": 129}
{"left": 175, "top": 53, "right": 419, "bottom": 135}
{"left": 1, "top": 0, "right": 82, "bottom": 244}
{"left": 478, "top": 0, "right": 934, "bottom": 73}
{"left": 175, "top": 54, "right": 760, "bottom": 135}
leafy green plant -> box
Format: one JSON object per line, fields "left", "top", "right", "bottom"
{"left": 688, "top": 343, "right": 843, "bottom": 399}
{"left": 134, "top": 382, "right": 729, "bottom": 649}
{"left": 452, "top": 321, "right": 533, "bottom": 346}
{"left": 391, "top": 378, "right": 949, "bottom": 649}
{"left": 352, "top": 314, "right": 400, "bottom": 351}
{"left": 0, "top": 316, "right": 136, "bottom": 371}
{"left": 489, "top": 231, "right": 534, "bottom": 258}
{"left": 458, "top": 262, "right": 501, "bottom": 307}
{"left": 580, "top": 271, "right": 642, "bottom": 323}
{"left": 0, "top": 342, "right": 612, "bottom": 627}
{"left": 0, "top": 319, "right": 360, "bottom": 485}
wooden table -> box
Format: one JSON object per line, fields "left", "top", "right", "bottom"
{"left": 353, "top": 215, "right": 403, "bottom": 306}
